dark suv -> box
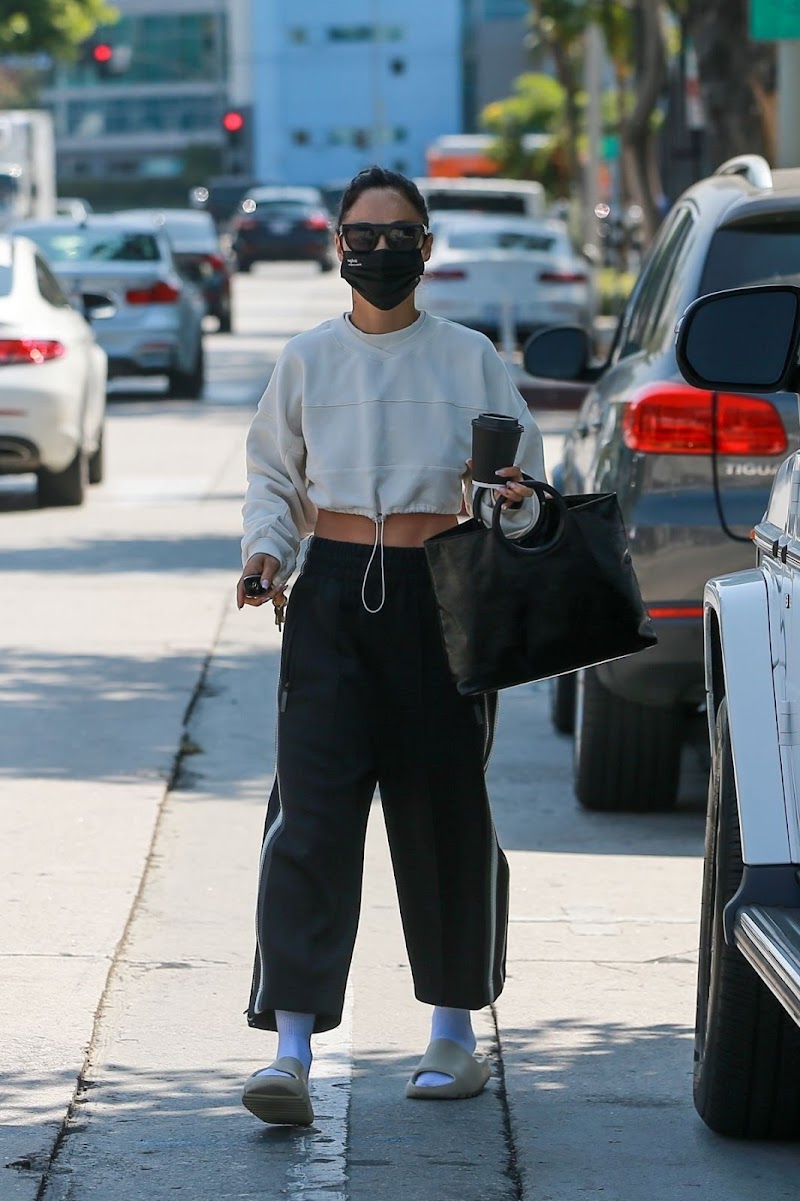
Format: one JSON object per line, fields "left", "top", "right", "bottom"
{"left": 524, "top": 155, "right": 800, "bottom": 813}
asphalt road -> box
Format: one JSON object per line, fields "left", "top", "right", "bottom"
{"left": 1, "top": 265, "right": 797, "bottom": 1201}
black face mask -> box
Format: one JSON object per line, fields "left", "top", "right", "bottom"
{"left": 340, "top": 248, "right": 425, "bottom": 311}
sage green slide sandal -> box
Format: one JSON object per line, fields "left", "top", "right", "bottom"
{"left": 241, "top": 1057, "right": 314, "bottom": 1125}
{"left": 405, "top": 1038, "right": 491, "bottom": 1100}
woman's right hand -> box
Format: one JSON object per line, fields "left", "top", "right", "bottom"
{"left": 237, "top": 553, "right": 283, "bottom": 609}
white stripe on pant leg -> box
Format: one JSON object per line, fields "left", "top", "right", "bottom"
{"left": 486, "top": 825, "right": 498, "bottom": 1001}
{"left": 254, "top": 716, "right": 285, "bottom": 1015}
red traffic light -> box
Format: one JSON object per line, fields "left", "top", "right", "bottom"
{"left": 222, "top": 110, "right": 245, "bottom": 134}
{"left": 93, "top": 43, "right": 113, "bottom": 64}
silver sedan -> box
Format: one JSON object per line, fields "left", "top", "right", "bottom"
{"left": 14, "top": 215, "right": 207, "bottom": 398}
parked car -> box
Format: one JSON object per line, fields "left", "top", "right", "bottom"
{"left": 228, "top": 186, "right": 334, "bottom": 273}
{"left": 420, "top": 213, "right": 595, "bottom": 343}
{"left": 523, "top": 154, "right": 800, "bottom": 812}
{"left": 673, "top": 282, "right": 800, "bottom": 1138}
{"left": 117, "top": 208, "right": 233, "bottom": 333}
{"left": 0, "top": 234, "right": 106, "bottom": 506}
{"left": 14, "top": 215, "right": 206, "bottom": 398}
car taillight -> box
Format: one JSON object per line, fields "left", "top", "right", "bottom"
{"left": 233, "top": 217, "right": 259, "bottom": 231}
{"left": 125, "top": 281, "right": 180, "bottom": 305}
{"left": 621, "top": 383, "right": 787, "bottom": 456}
{"left": 204, "top": 253, "right": 226, "bottom": 271}
{"left": 648, "top": 605, "right": 704, "bottom": 619}
{"left": 539, "top": 270, "right": 588, "bottom": 284}
{"left": 302, "top": 212, "right": 330, "bottom": 231}
{"left": 0, "top": 338, "right": 65, "bottom": 365}
{"left": 426, "top": 268, "right": 467, "bottom": 280}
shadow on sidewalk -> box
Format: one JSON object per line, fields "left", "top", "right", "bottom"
{"left": 0, "top": 646, "right": 279, "bottom": 789}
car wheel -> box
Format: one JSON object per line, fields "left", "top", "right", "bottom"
{"left": 549, "top": 673, "right": 576, "bottom": 735}
{"left": 37, "top": 448, "right": 87, "bottom": 507}
{"left": 318, "top": 256, "right": 335, "bottom": 273}
{"left": 217, "top": 304, "right": 233, "bottom": 334}
{"left": 236, "top": 258, "right": 252, "bottom": 274}
{"left": 573, "top": 666, "right": 684, "bottom": 810}
{"left": 694, "top": 699, "right": 800, "bottom": 1137}
{"left": 168, "top": 340, "right": 205, "bottom": 400}
{"left": 88, "top": 426, "right": 104, "bottom": 485}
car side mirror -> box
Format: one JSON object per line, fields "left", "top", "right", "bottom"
{"left": 83, "top": 293, "right": 116, "bottom": 321}
{"left": 676, "top": 284, "right": 800, "bottom": 393}
{"left": 522, "top": 325, "right": 598, "bottom": 382}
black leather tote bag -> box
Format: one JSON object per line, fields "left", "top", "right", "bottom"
{"left": 424, "top": 481, "right": 657, "bottom": 696}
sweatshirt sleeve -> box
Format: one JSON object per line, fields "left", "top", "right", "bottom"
{"left": 241, "top": 348, "right": 317, "bottom": 586}
{"left": 463, "top": 345, "right": 547, "bottom": 536}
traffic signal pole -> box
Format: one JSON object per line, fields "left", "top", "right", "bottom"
{"left": 777, "top": 40, "right": 800, "bottom": 167}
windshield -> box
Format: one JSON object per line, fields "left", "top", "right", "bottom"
{"left": 22, "top": 227, "right": 162, "bottom": 264}
{"left": 426, "top": 192, "right": 528, "bottom": 215}
{"left": 441, "top": 228, "right": 556, "bottom": 252}
{"left": 700, "top": 224, "right": 800, "bottom": 292}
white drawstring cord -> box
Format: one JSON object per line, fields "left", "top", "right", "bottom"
{"left": 361, "top": 514, "right": 386, "bottom": 613}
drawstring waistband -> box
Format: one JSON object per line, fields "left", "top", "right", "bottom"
{"left": 302, "top": 535, "right": 432, "bottom": 600}
{"left": 361, "top": 515, "right": 386, "bottom": 614}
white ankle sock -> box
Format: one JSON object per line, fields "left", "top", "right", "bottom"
{"left": 415, "top": 1007, "right": 476, "bottom": 1088}
{"left": 258, "top": 1010, "right": 314, "bottom": 1078}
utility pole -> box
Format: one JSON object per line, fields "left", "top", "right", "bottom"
{"left": 583, "top": 22, "right": 603, "bottom": 252}
{"left": 777, "top": 41, "right": 800, "bottom": 167}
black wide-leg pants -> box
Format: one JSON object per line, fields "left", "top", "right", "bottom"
{"left": 247, "top": 535, "right": 509, "bottom": 1034}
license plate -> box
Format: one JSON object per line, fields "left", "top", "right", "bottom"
{"left": 268, "top": 220, "right": 291, "bottom": 235}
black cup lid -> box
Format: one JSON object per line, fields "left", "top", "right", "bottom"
{"left": 472, "top": 412, "right": 523, "bottom": 432}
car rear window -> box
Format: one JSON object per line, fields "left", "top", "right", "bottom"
{"left": 443, "top": 228, "right": 556, "bottom": 252}
{"left": 426, "top": 192, "right": 528, "bottom": 215}
{"left": 254, "top": 201, "right": 311, "bottom": 217}
{"left": 700, "top": 223, "right": 800, "bottom": 292}
{"left": 161, "top": 217, "right": 217, "bottom": 251}
{"left": 24, "top": 228, "right": 161, "bottom": 264}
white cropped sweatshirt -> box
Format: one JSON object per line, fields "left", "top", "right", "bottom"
{"left": 241, "top": 310, "right": 546, "bottom": 589}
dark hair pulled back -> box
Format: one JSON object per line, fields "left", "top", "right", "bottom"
{"left": 337, "top": 165, "right": 429, "bottom": 227}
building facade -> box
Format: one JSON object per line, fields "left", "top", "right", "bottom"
{"left": 43, "top": 0, "right": 245, "bottom": 204}
{"left": 463, "top": 0, "right": 530, "bottom": 130}
{"left": 248, "top": 0, "right": 463, "bottom": 186}
{"left": 41, "top": 0, "right": 510, "bottom": 202}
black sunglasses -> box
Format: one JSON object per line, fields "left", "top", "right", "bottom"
{"left": 339, "top": 222, "right": 428, "bottom": 253}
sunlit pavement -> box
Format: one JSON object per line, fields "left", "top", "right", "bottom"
{"left": 1, "top": 265, "right": 797, "bottom": 1201}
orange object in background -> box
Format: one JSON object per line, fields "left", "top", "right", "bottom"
{"left": 425, "top": 135, "right": 501, "bottom": 178}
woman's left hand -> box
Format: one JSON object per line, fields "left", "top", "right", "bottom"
{"left": 492, "top": 465, "right": 534, "bottom": 508}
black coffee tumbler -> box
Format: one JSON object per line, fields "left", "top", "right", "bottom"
{"left": 471, "top": 412, "right": 524, "bottom": 488}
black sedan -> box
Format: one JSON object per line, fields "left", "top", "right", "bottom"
{"left": 228, "top": 186, "right": 335, "bottom": 273}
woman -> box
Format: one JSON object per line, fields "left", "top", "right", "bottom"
{"left": 237, "top": 166, "right": 545, "bottom": 1126}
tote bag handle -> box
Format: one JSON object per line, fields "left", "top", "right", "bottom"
{"left": 489, "top": 480, "right": 567, "bottom": 556}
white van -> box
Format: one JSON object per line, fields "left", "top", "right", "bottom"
{"left": 415, "top": 177, "right": 546, "bottom": 221}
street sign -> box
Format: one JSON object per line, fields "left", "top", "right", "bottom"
{"left": 751, "top": 0, "right": 800, "bottom": 40}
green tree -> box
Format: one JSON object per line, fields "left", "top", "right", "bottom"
{"left": 481, "top": 73, "right": 568, "bottom": 193}
{"left": 0, "top": 1, "right": 117, "bottom": 58}
{"left": 529, "top": 0, "right": 666, "bottom": 242}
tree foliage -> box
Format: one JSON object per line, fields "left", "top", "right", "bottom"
{"left": 0, "top": 1, "right": 117, "bottom": 59}
{"left": 481, "top": 73, "right": 568, "bottom": 193}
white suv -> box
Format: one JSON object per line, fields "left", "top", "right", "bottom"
{"left": 676, "top": 282, "right": 800, "bottom": 1138}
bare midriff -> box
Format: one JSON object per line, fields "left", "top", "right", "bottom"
{"left": 315, "top": 508, "right": 458, "bottom": 547}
